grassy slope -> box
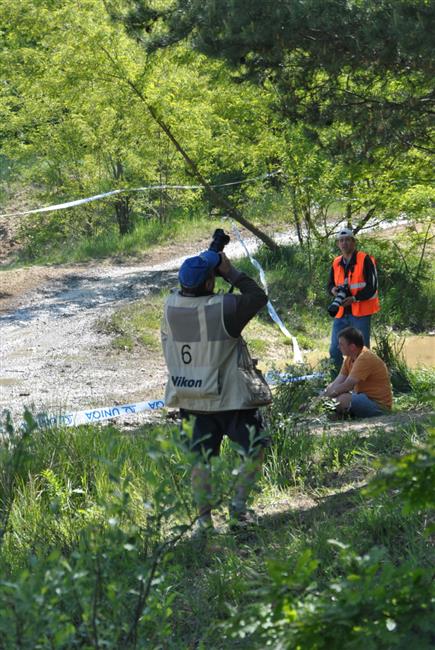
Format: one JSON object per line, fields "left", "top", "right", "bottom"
{"left": 0, "top": 411, "right": 433, "bottom": 648}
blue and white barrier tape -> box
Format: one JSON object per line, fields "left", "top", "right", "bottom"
{"left": 264, "top": 371, "right": 324, "bottom": 386}
{"left": 34, "top": 398, "right": 166, "bottom": 429}
{"left": 0, "top": 171, "right": 281, "bottom": 218}
{"left": 230, "top": 222, "right": 304, "bottom": 365}
{"left": 32, "top": 372, "right": 324, "bottom": 429}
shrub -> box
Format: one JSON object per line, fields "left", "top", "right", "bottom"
{"left": 228, "top": 544, "right": 434, "bottom": 650}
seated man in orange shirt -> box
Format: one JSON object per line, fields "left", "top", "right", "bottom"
{"left": 324, "top": 326, "right": 393, "bottom": 417}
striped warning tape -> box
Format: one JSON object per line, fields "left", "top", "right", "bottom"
{"left": 0, "top": 171, "right": 281, "bottom": 218}
{"left": 230, "top": 221, "right": 304, "bottom": 364}
{"left": 32, "top": 372, "right": 323, "bottom": 429}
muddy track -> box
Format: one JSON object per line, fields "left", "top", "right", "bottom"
{"left": 0, "top": 263, "right": 181, "bottom": 426}
{"left": 0, "top": 233, "right": 277, "bottom": 427}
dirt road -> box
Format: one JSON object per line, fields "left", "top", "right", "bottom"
{"left": 0, "top": 264, "right": 177, "bottom": 426}
{"left": 0, "top": 232, "right": 279, "bottom": 427}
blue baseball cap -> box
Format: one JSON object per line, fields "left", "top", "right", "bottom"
{"left": 178, "top": 250, "right": 221, "bottom": 288}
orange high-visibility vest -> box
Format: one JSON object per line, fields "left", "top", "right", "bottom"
{"left": 332, "top": 251, "right": 380, "bottom": 318}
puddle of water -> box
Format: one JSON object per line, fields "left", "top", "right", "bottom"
{"left": 402, "top": 335, "right": 434, "bottom": 368}
{"left": 0, "top": 378, "right": 22, "bottom": 386}
{"left": 300, "top": 335, "right": 434, "bottom": 369}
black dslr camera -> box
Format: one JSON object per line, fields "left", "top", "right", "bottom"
{"left": 209, "top": 228, "right": 230, "bottom": 258}
{"left": 327, "top": 279, "right": 350, "bottom": 317}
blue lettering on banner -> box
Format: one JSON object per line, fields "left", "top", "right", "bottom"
{"left": 36, "top": 413, "right": 74, "bottom": 427}
{"left": 87, "top": 407, "right": 121, "bottom": 421}
{"left": 102, "top": 408, "right": 121, "bottom": 418}
{"left": 121, "top": 405, "right": 136, "bottom": 414}
{"left": 148, "top": 400, "right": 165, "bottom": 410}
{"left": 58, "top": 414, "right": 73, "bottom": 425}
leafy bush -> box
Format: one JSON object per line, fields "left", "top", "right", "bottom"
{"left": 373, "top": 327, "right": 413, "bottom": 393}
{"left": 267, "top": 360, "right": 333, "bottom": 414}
{"left": 228, "top": 544, "right": 434, "bottom": 650}
{"left": 0, "top": 416, "right": 199, "bottom": 648}
{"left": 230, "top": 429, "right": 435, "bottom": 649}
{"left": 357, "top": 234, "right": 435, "bottom": 332}
{"left": 367, "top": 428, "right": 435, "bottom": 516}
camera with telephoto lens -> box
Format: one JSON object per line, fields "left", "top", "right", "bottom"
{"left": 327, "top": 279, "right": 350, "bottom": 317}
{"left": 209, "top": 228, "right": 230, "bottom": 258}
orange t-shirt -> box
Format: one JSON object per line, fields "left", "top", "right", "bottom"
{"left": 341, "top": 347, "right": 393, "bottom": 409}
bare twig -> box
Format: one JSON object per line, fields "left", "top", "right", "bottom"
{"left": 414, "top": 222, "right": 433, "bottom": 281}
{"left": 391, "top": 241, "right": 410, "bottom": 275}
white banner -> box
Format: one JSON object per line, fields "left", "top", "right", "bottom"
{"left": 34, "top": 398, "right": 165, "bottom": 429}
{"left": 264, "top": 371, "right": 323, "bottom": 385}
{"left": 0, "top": 171, "right": 281, "bottom": 218}
{"left": 29, "top": 371, "right": 323, "bottom": 429}
{"left": 230, "top": 222, "right": 304, "bottom": 364}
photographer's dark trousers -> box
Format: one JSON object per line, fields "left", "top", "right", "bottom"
{"left": 330, "top": 315, "right": 371, "bottom": 370}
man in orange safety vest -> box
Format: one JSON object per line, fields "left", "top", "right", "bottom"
{"left": 328, "top": 227, "right": 380, "bottom": 369}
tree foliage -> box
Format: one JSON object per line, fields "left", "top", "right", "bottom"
{"left": 0, "top": 0, "right": 433, "bottom": 256}
{"left": 0, "top": 0, "right": 282, "bottom": 245}
{"left": 123, "top": 0, "right": 434, "bottom": 155}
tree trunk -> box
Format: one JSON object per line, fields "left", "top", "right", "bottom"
{"left": 111, "top": 159, "right": 134, "bottom": 234}
{"left": 126, "top": 80, "right": 279, "bottom": 252}
{"left": 353, "top": 207, "right": 376, "bottom": 235}
{"left": 345, "top": 202, "right": 353, "bottom": 228}
{"left": 290, "top": 186, "right": 304, "bottom": 246}
{"left": 115, "top": 196, "right": 133, "bottom": 235}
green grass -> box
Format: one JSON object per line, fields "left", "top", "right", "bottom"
{"left": 0, "top": 406, "right": 433, "bottom": 648}
{"left": 393, "top": 367, "right": 435, "bottom": 411}
{"left": 11, "top": 210, "right": 217, "bottom": 266}
{"left": 101, "top": 294, "right": 165, "bottom": 351}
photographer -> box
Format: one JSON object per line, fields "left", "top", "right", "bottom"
{"left": 161, "top": 235, "right": 271, "bottom": 534}
{"left": 328, "top": 228, "right": 379, "bottom": 369}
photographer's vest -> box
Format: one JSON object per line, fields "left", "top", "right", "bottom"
{"left": 332, "top": 251, "right": 380, "bottom": 319}
{"left": 162, "top": 291, "right": 272, "bottom": 411}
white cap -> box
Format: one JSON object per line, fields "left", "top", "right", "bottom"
{"left": 336, "top": 227, "right": 355, "bottom": 239}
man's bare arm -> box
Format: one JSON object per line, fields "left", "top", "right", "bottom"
{"left": 325, "top": 375, "right": 357, "bottom": 397}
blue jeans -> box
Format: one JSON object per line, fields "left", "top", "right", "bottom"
{"left": 329, "top": 314, "right": 371, "bottom": 369}
{"left": 350, "top": 393, "right": 386, "bottom": 418}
